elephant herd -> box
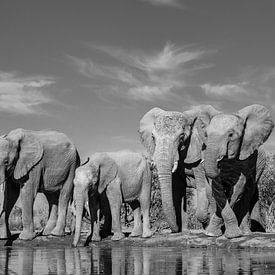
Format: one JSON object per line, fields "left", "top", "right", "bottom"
{"left": 0, "top": 104, "right": 274, "bottom": 247}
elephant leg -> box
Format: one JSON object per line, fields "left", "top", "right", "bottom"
{"left": 90, "top": 194, "right": 101, "bottom": 242}
{"left": 99, "top": 191, "right": 112, "bottom": 238}
{"left": 239, "top": 212, "right": 252, "bottom": 235}
{"left": 205, "top": 177, "right": 227, "bottom": 237}
{"left": 181, "top": 197, "right": 188, "bottom": 232}
{"left": 205, "top": 212, "right": 223, "bottom": 237}
{"left": 43, "top": 192, "right": 58, "bottom": 235}
{"left": 106, "top": 180, "right": 125, "bottom": 241}
{"left": 0, "top": 180, "right": 20, "bottom": 239}
{"left": 172, "top": 171, "right": 185, "bottom": 231}
{"left": 138, "top": 172, "right": 153, "bottom": 238}
{"left": 51, "top": 171, "right": 74, "bottom": 236}
{"left": 222, "top": 201, "right": 242, "bottom": 239}
{"left": 140, "top": 199, "right": 153, "bottom": 238}
{"left": 250, "top": 200, "right": 265, "bottom": 232}
{"left": 19, "top": 176, "right": 38, "bottom": 240}
{"left": 128, "top": 201, "right": 142, "bottom": 237}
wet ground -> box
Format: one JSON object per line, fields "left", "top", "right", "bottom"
{"left": 2, "top": 229, "right": 275, "bottom": 249}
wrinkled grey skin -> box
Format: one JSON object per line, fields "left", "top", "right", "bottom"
{"left": 0, "top": 128, "right": 80, "bottom": 240}
{"left": 68, "top": 196, "right": 90, "bottom": 235}
{"left": 200, "top": 104, "right": 274, "bottom": 238}
{"left": 139, "top": 106, "right": 219, "bottom": 233}
{"left": 72, "top": 151, "right": 152, "bottom": 247}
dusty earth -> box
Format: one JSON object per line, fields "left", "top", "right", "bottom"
{"left": 1, "top": 229, "right": 275, "bottom": 250}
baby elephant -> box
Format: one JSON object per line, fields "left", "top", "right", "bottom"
{"left": 72, "top": 151, "right": 153, "bottom": 246}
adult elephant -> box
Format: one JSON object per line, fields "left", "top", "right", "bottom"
{"left": 138, "top": 106, "right": 219, "bottom": 232}
{"left": 0, "top": 128, "right": 80, "bottom": 240}
{"left": 200, "top": 104, "right": 274, "bottom": 238}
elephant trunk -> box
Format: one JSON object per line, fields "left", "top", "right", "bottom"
{"left": 0, "top": 169, "right": 6, "bottom": 217}
{"left": 72, "top": 187, "right": 86, "bottom": 247}
{"left": 155, "top": 148, "right": 179, "bottom": 233}
{"left": 193, "top": 166, "right": 210, "bottom": 226}
{"left": 204, "top": 141, "right": 221, "bottom": 179}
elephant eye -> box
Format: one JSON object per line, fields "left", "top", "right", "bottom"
{"left": 3, "top": 159, "right": 8, "bottom": 166}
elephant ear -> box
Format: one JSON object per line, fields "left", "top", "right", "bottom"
{"left": 9, "top": 129, "right": 43, "bottom": 180}
{"left": 96, "top": 153, "right": 119, "bottom": 194}
{"left": 183, "top": 105, "right": 221, "bottom": 164}
{"left": 138, "top": 107, "right": 165, "bottom": 155}
{"left": 236, "top": 104, "right": 274, "bottom": 160}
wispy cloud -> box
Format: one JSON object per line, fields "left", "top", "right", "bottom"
{"left": 201, "top": 83, "right": 249, "bottom": 97}
{"left": 0, "top": 72, "right": 55, "bottom": 115}
{"left": 139, "top": 0, "right": 183, "bottom": 8}
{"left": 201, "top": 67, "right": 275, "bottom": 106}
{"left": 69, "top": 42, "right": 208, "bottom": 103}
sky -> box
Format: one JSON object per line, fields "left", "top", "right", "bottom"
{"left": 0, "top": 0, "right": 275, "bottom": 159}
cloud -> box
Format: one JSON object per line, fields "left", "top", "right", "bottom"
{"left": 139, "top": 0, "right": 183, "bottom": 8}
{"left": 69, "top": 42, "right": 208, "bottom": 103}
{"left": 201, "top": 83, "right": 249, "bottom": 97}
{"left": 128, "top": 85, "right": 173, "bottom": 101}
{"left": 0, "top": 72, "right": 55, "bottom": 114}
{"left": 201, "top": 67, "right": 275, "bottom": 106}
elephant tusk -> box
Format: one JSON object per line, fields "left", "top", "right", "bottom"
{"left": 0, "top": 181, "right": 4, "bottom": 192}
{"left": 217, "top": 156, "right": 223, "bottom": 162}
{"left": 200, "top": 159, "right": 205, "bottom": 164}
{"left": 172, "top": 161, "right": 178, "bottom": 173}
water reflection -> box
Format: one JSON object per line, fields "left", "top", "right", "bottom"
{"left": 0, "top": 245, "right": 275, "bottom": 274}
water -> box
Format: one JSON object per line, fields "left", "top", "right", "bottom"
{"left": 0, "top": 245, "right": 275, "bottom": 274}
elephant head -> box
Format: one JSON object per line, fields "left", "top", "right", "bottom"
{"left": 0, "top": 128, "right": 43, "bottom": 190}
{"left": 201, "top": 104, "right": 274, "bottom": 179}
{"left": 138, "top": 105, "right": 220, "bottom": 232}
{"left": 73, "top": 153, "right": 118, "bottom": 246}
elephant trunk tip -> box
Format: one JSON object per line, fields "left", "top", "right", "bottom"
{"left": 72, "top": 242, "right": 78, "bottom": 248}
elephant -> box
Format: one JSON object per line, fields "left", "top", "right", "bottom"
{"left": 72, "top": 151, "right": 152, "bottom": 247}
{"left": 0, "top": 128, "right": 80, "bottom": 240}
{"left": 138, "top": 105, "right": 219, "bottom": 233}
{"left": 199, "top": 104, "right": 274, "bottom": 238}
{"left": 68, "top": 195, "right": 91, "bottom": 235}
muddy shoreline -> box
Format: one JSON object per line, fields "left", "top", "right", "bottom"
{"left": 1, "top": 230, "right": 275, "bottom": 250}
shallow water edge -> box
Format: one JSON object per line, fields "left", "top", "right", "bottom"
{"left": 2, "top": 230, "right": 275, "bottom": 250}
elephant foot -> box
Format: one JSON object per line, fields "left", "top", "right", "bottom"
{"left": 205, "top": 228, "right": 222, "bottom": 237}
{"left": 142, "top": 229, "right": 153, "bottom": 238}
{"left": 130, "top": 227, "right": 142, "bottom": 237}
{"left": 205, "top": 214, "right": 223, "bottom": 237}
{"left": 51, "top": 227, "right": 65, "bottom": 237}
{"left": 42, "top": 226, "right": 56, "bottom": 236}
{"left": 91, "top": 234, "right": 101, "bottom": 242}
{"left": 224, "top": 226, "right": 242, "bottom": 239}
{"left": 240, "top": 221, "right": 251, "bottom": 235}
{"left": 100, "top": 229, "right": 112, "bottom": 239}
{"left": 19, "top": 230, "right": 37, "bottom": 240}
{"left": 111, "top": 232, "right": 125, "bottom": 241}
{"left": 240, "top": 225, "right": 251, "bottom": 235}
